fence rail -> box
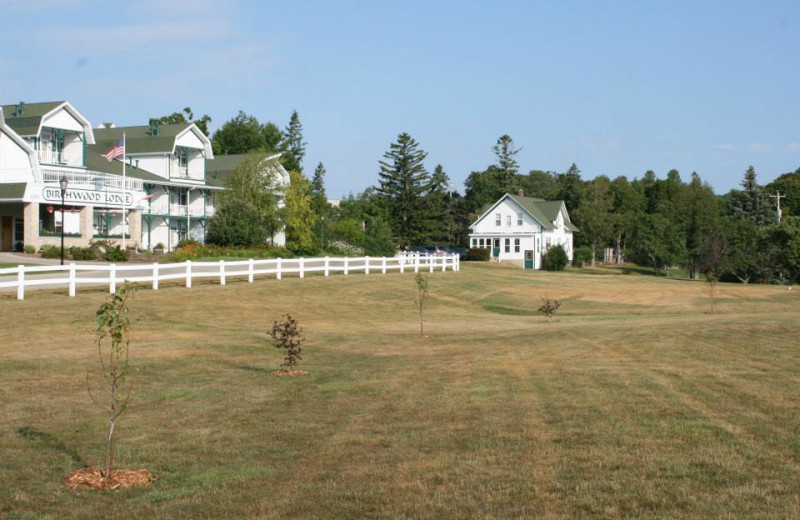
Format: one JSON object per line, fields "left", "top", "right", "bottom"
{"left": 0, "top": 254, "right": 459, "bottom": 300}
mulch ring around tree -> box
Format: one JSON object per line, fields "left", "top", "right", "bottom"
{"left": 273, "top": 369, "right": 310, "bottom": 377}
{"left": 65, "top": 468, "right": 156, "bottom": 490}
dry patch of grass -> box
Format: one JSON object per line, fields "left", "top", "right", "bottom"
{"left": 1, "top": 263, "right": 799, "bottom": 519}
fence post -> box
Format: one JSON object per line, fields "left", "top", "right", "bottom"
{"left": 429, "top": 256, "right": 434, "bottom": 273}
{"left": 110, "top": 264, "right": 117, "bottom": 294}
{"left": 248, "top": 259, "right": 254, "bottom": 283}
{"left": 153, "top": 263, "right": 159, "bottom": 290}
{"left": 441, "top": 256, "right": 446, "bottom": 272}
{"left": 414, "top": 253, "right": 420, "bottom": 273}
{"left": 324, "top": 256, "right": 330, "bottom": 277}
{"left": 16, "top": 265, "right": 24, "bottom": 300}
{"left": 276, "top": 258, "right": 282, "bottom": 280}
{"left": 344, "top": 257, "right": 349, "bottom": 275}
{"left": 220, "top": 260, "right": 226, "bottom": 286}
{"left": 69, "top": 263, "right": 76, "bottom": 297}
{"left": 186, "top": 260, "right": 192, "bottom": 288}
{"left": 299, "top": 258, "right": 305, "bottom": 279}
{"left": 382, "top": 257, "right": 387, "bottom": 274}
{"left": 400, "top": 255, "right": 404, "bottom": 274}
{"left": 365, "top": 256, "right": 370, "bottom": 275}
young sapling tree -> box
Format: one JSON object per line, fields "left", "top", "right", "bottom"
{"left": 88, "top": 282, "right": 137, "bottom": 483}
{"left": 538, "top": 297, "right": 561, "bottom": 321}
{"left": 270, "top": 314, "right": 305, "bottom": 370}
{"left": 414, "top": 274, "right": 429, "bottom": 336}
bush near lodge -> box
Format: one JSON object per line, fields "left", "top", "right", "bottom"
{"left": 467, "top": 247, "right": 490, "bottom": 261}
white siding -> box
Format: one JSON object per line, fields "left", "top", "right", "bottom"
{"left": 0, "top": 130, "right": 35, "bottom": 182}
{"left": 42, "top": 108, "right": 84, "bottom": 132}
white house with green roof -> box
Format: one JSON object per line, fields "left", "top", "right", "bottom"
{"left": 469, "top": 192, "right": 578, "bottom": 269}
{"left": 0, "top": 101, "right": 146, "bottom": 252}
{"left": 91, "top": 121, "right": 220, "bottom": 251}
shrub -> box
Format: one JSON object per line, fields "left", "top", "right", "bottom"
{"left": 573, "top": 246, "right": 593, "bottom": 267}
{"left": 39, "top": 244, "right": 62, "bottom": 259}
{"left": 270, "top": 315, "right": 305, "bottom": 369}
{"left": 538, "top": 297, "right": 561, "bottom": 320}
{"left": 24, "top": 244, "right": 36, "bottom": 255}
{"left": 544, "top": 245, "right": 568, "bottom": 271}
{"left": 70, "top": 246, "right": 97, "bottom": 261}
{"left": 103, "top": 245, "right": 128, "bottom": 262}
{"left": 467, "top": 247, "right": 490, "bottom": 261}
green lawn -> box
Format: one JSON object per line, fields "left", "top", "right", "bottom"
{"left": 1, "top": 264, "right": 798, "bottom": 519}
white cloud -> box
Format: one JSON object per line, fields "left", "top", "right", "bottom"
{"left": 746, "top": 142, "right": 774, "bottom": 153}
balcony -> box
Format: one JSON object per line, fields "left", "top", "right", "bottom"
{"left": 170, "top": 160, "right": 204, "bottom": 181}
{"left": 37, "top": 150, "right": 82, "bottom": 167}
{"left": 40, "top": 166, "right": 143, "bottom": 192}
{"left": 143, "top": 203, "right": 209, "bottom": 217}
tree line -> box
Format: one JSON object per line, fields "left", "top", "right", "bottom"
{"left": 156, "top": 108, "right": 799, "bottom": 283}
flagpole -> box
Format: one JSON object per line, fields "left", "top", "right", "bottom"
{"left": 122, "top": 132, "right": 127, "bottom": 250}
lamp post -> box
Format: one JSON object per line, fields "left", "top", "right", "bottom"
{"left": 59, "top": 175, "right": 68, "bottom": 265}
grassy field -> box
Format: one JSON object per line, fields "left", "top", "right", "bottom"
{"left": 1, "top": 263, "right": 799, "bottom": 519}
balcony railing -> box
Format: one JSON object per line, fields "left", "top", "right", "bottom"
{"left": 170, "top": 160, "right": 204, "bottom": 181}
{"left": 41, "top": 166, "right": 143, "bottom": 192}
{"left": 143, "top": 203, "right": 209, "bottom": 217}
{"left": 37, "top": 150, "right": 82, "bottom": 167}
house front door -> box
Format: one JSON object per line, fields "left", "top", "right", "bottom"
{"left": 492, "top": 238, "right": 500, "bottom": 258}
{"left": 1, "top": 216, "right": 12, "bottom": 251}
{"left": 524, "top": 250, "right": 534, "bottom": 269}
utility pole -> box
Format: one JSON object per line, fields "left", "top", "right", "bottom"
{"left": 769, "top": 190, "right": 786, "bottom": 223}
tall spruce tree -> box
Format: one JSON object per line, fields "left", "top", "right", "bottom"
{"left": 730, "top": 166, "right": 774, "bottom": 225}
{"left": 492, "top": 134, "right": 521, "bottom": 194}
{"left": 376, "top": 133, "right": 431, "bottom": 249}
{"left": 281, "top": 110, "right": 306, "bottom": 173}
{"left": 421, "top": 164, "right": 451, "bottom": 244}
{"left": 311, "top": 162, "right": 328, "bottom": 213}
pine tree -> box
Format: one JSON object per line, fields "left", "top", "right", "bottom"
{"left": 311, "top": 162, "right": 328, "bottom": 213}
{"left": 492, "top": 135, "right": 521, "bottom": 195}
{"left": 280, "top": 110, "right": 306, "bottom": 173}
{"left": 376, "top": 133, "right": 431, "bottom": 249}
{"left": 420, "top": 164, "right": 451, "bottom": 244}
{"left": 731, "top": 166, "right": 774, "bottom": 225}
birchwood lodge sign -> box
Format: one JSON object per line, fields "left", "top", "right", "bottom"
{"left": 42, "top": 186, "right": 135, "bottom": 208}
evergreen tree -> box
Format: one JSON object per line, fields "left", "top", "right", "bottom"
{"left": 281, "top": 110, "right": 306, "bottom": 173}
{"left": 729, "top": 166, "right": 775, "bottom": 225}
{"left": 420, "top": 164, "right": 451, "bottom": 244}
{"left": 558, "top": 163, "right": 583, "bottom": 214}
{"left": 491, "top": 134, "right": 521, "bottom": 194}
{"left": 376, "top": 132, "right": 431, "bottom": 249}
{"left": 574, "top": 176, "right": 614, "bottom": 265}
{"left": 311, "top": 162, "right": 328, "bottom": 213}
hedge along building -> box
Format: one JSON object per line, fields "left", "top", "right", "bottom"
{"left": 0, "top": 101, "right": 146, "bottom": 252}
{"left": 90, "top": 121, "right": 221, "bottom": 251}
{"left": 469, "top": 192, "right": 578, "bottom": 269}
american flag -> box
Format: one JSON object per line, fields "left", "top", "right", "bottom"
{"left": 104, "top": 138, "right": 125, "bottom": 162}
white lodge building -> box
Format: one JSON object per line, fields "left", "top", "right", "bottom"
{"left": 90, "top": 122, "right": 219, "bottom": 251}
{"left": 469, "top": 193, "right": 578, "bottom": 269}
{"left": 0, "top": 100, "right": 289, "bottom": 253}
{"left": 0, "top": 101, "right": 147, "bottom": 252}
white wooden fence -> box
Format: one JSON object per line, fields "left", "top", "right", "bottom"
{"left": 0, "top": 254, "right": 459, "bottom": 300}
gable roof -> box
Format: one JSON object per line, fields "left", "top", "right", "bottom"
{"left": 93, "top": 123, "right": 212, "bottom": 156}
{"left": 472, "top": 193, "right": 578, "bottom": 232}
{"left": 0, "top": 101, "right": 95, "bottom": 144}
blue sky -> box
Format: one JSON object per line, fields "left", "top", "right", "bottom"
{"left": 2, "top": 0, "right": 799, "bottom": 198}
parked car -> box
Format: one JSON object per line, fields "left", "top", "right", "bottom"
{"left": 407, "top": 245, "right": 445, "bottom": 256}
{"left": 444, "top": 246, "right": 468, "bottom": 260}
